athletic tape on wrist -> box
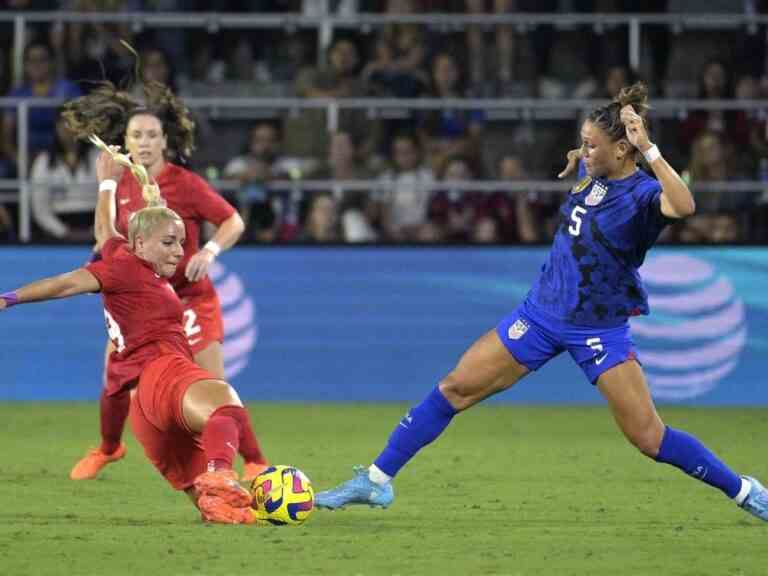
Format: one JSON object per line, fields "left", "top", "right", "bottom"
{"left": 203, "top": 240, "right": 221, "bottom": 258}
{"left": 99, "top": 179, "right": 118, "bottom": 194}
{"left": 643, "top": 144, "right": 661, "bottom": 164}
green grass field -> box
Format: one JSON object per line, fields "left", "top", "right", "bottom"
{"left": 1, "top": 403, "right": 766, "bottom": 576}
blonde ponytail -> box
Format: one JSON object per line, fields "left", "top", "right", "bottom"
{"left": 89, "top": 134, "right": 164, "bottom": 207}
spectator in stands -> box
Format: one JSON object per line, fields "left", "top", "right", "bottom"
{"left": 682, "top": 131, "right": 730, "bottom": 212}
{"left": 52, "top": 0, "right": 134, "bottom": 88}
{"left": 223, "top": 121, "right": 294, "bottom": 242}
{"left": 378, "top": 132, "right": 434, "bottom": 241}
{"left": 1, "top": 41, "right": 81, "bottom": 166}
{"left": 733, "top": 73, "right": 768, "bottom": 176}
{"left": 224, "top": 121, "right": 295, "bottom": 184}
{"left": 465, "top": 0, "right": 515, "bottom": 94}
{"left": 419, "top": 51, "right": 485, "bottom": 176}
{"left": 288, "top": 37, "right": 369, "bottom": 161}
{"left": 222, "top": 36, "right": 276, "bottom": 98}
{"left": 315, "top": 131, "right": 379, "bottom": 242}
{"left": 178, "top": 35, "right": 225, "bottom": 97}
{"left": 678, "top": 58, "right": 751, "bottom": 151}
{"left": 29, "top": 110, "right": 97, "bottom": 241}
{"left": 575, "top": 63, "right": 639, "bottom": 100}
{"left": 138, "top": 46, "right": 177, "bottom": 93}
{"left": 678, "top": 131, "right": 749, "bottom": 243}
{"left": 497, "top": 153, "right": 551, "bottom": 243}
{"left": 296, "top": 37, "right": 363, "bottom": 100}
{"left": 427, "top": 155, "right": 478, "bottom": 242}
{"left": 362, "top": 37, "right": 430, "bottom": 99}
{"left": 362, "top": 0, "right": 430, "bottom": 98}
{"left": 316, "top": 130, "right": 372, "bottom": 183}
{"left": 427, "top": 153, "right": 546, "bottom": 244}
{"left": 470, "top": 214, "right": 502, "bottom": 243}
{"left": 296, "top": 192, "right": 341, "bottom": 243}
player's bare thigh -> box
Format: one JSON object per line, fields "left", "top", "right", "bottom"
{"left": 439, "top": 329, "right": 529, "bottom": 411}
{"left": 193, "top": 341, "right": 225, "bottom": 379}
{"left": 597, "top": 359, "right": 665, "bottom": 457}
{"left": 182, "top": 378, "right": 243, "bottom": 434}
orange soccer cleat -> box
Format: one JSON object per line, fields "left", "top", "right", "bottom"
{"left": 197, "top": 495, "right": 259, "bottom": 524}
{"left": 69, "top": 443, "right": 127, "bottom": 480}
{"left": 241, "top": 462, "right": 270, "bottom": 483}
{"left": 194, "top": 470, "right": 255, "bottom": 525}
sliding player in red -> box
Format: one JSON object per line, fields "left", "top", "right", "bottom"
{"left": 1, "top": 161, "right": 261, "bottom": 525}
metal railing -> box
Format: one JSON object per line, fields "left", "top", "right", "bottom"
{"left": 3, "top": 10, "right": 766, "bottom": 84}
{"left": 4, "top": 95, "right": 768, "bottom": 241}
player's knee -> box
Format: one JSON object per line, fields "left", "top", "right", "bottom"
{"left": 201, "top": 379, "right": 242, "bottom": 408}
{"left": 184, "top": 378, "right": 243, "bottom": 431}
{"left": 438, "top": 373, "right": 478, "bottom": 411}
{"left": 626, "top": 422, "right": 664, "bottom": 458}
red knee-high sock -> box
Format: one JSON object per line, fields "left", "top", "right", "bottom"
{"left": 99, "top": 388, "right": 130, "bottom": 455}
{"left": 238, "top": 409, "right": 267, "bottom": 464}
{"left": 202, "top": 405, "right": 248, "bottom": 472}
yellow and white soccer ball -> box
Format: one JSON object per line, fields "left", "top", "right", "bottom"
{"left": 250, "top": 465, "right": 315, "bottom": 526}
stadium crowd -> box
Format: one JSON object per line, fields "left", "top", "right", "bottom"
{"left": 0, "top": 0, "right": 766, "bottom": 244}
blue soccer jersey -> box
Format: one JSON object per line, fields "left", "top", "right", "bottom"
{"left": 526, "top": 162, "right": 673, "bottom": 327}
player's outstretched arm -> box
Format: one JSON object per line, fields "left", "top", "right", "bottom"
{"left": 620, "top": 105, "right": 695, "bottom": 219}
{"left": 0, "top": 269, "right": 101, "bottom": 310}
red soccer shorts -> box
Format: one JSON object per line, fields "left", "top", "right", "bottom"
{"left": 129, "top": 353, "right": 220, "bottom": 490}
{"left": 181, "top": 291, "right": 224, "bottom": 355}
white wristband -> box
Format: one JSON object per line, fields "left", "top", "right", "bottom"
{"left": 643, "top": 144, "right": 661, "bottom": 164}
{"left": 99, "top": 179, "right": 117, "bottom": 194}
{"left": 203, "top": 240, "right": 221, "bottom": 258}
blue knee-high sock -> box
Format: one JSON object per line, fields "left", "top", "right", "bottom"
{"left": 374, "top": 386, "right": 458, "bottom": 478}
{"left": 655, "top": 426, "right": 742, "bottom": 498}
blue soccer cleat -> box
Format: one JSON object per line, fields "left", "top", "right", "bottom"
{"left": 740, "top": 476, "right": 768, "bottom": 521}
{"left": 315, "top": 466, "right": 394, "bottom": 510}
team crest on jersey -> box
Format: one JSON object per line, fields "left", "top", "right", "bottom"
{"left": 571, "top": 176, "right": 592, "bottom": 194}
{"left": 507, "top": 318, "right": 529, "bottom": 340}
{"left": 585, "top": 181, "right": 608, "bottom": 206}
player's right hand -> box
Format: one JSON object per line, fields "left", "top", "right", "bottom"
{"left": 96, "top": 147, "right": 125, "bottom": 183}
{"left": 0, "top": 299, "right": 7, "bottom": 311}
{"left": 557, "top": 148, "right": 582, "bottom": 179}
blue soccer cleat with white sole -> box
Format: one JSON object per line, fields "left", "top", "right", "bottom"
{"left": 740, "top": 476, "right": 768, "bottom": 522}
{"left": 315, "top": 466, "right": 394, "bottom": 510}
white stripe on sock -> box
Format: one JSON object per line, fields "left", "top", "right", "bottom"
{"left": 734, "top": 477, "right": 752, "bottom": 506}
{"left": 368, "top": 464, "right": 392, "bottom": 485}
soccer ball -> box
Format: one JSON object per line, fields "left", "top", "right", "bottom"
{"left": 250, "top": 465, "right": 315, "bottom": 526}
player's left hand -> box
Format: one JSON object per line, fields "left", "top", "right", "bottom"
{"left": 185, "top": 249, "right": 216, "bottom": 282}
{"left": 0, "top": 299, "right": 6, "bottom": 311}
{"left": 620, "top": 105, "right": 651, "bottom": 152}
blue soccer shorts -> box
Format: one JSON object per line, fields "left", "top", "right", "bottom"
{"left": 495, "top": 301, "right": 639, "bottom": 385}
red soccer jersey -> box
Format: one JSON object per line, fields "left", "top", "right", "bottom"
{"left": 86, "top": 237, "right": 192, "bottom": 394}
{"left": 114, "top": 163, "right": 236, "bottom": 299}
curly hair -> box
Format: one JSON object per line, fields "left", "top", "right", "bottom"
{"left": 587, "top": 81, "right": 650, "bottom": 142}
{"left": 61, "top": 79, "right": 195, "bottom": 161}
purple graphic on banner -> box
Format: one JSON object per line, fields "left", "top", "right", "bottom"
{"left": 632, "top": 254, "right": 747, "bottom": 400}
{"left": 210, "top": 261, "right": 258, "bottom": 379}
